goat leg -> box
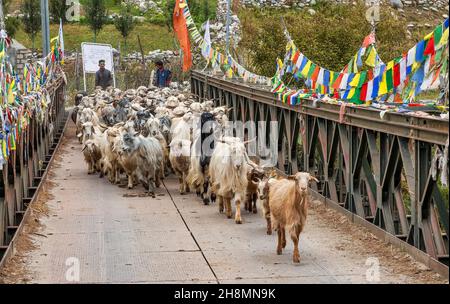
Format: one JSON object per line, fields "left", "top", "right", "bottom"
{"left": 252, "top": 193, "right": 258, "bottom": 214}
{"left": 202, "top": 181, "right": 210, "bottom": 205}
{"left": 281, "top": 227, "right": 286, "bottom": 249}
{"left": 148, "top": 178, "right": 156, "bottom": 198}
{"left": 277, "top": 226, "right": 283, "bottom": 255}
{"left": 225, "top": 197, "right": 232, "bottom": 219}
{"left": 234, "top": 195, "right": 242, "bottom": 224}
{"left": 178, "top": 175, "right": 185, "bottom": 195}
{"left": 291, "top": 225, "right": 301, "bottom": 263}
{"left": 127, "top": 174, "right": 134, "bottom": 189}
{"left": 218, "top": 196, "right": 224, "bottom": 213}
{"left": 266, "top": 216, "right": 272, "bottom": 235}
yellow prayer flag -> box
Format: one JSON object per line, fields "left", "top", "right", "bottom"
{"left": 227, "top": 68, "right": 233, "bottom": 78}
{"left": 365, "top": 47, "right": 377, "bottom": 67}
{"left": 424, "top": 31, "right": 433, "bottom": 41}
{"left": 387, "top": 60, "right": 394, "bottom": 70}
{"left": 379, "top": 73, "right": 388, "bottom": 95}
{"left": 8, "top": 89, "right": 14, "bottom": 104}
{"left": 301, "top": 60, "right": 311, "bottom": 77}
{"left": 439, "top": 28, "right": 449, "bottom": 47}
{"left": 352, "top": 55, "right": 358, "bottom": 73}
{"left": 349, "top": 73, "right": 360, "bottom": 87}
{"left": 347, "top": 87, "right": 356, "bottom": 99}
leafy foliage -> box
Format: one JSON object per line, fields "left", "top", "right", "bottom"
{"left": 21, "top": 0, "right": 41, "bottom": 49}
{"left": 238, "top": 3, "right": 430, "bottom": 77}
{"left": 5, "top": 16, "right": 21, "bottom": 38}
{"left": 84, "top": 0, "right": 108, "bottom": 42}
{"left": 50, "top": 0, "right": 68, "bottom": 23}
{"left": 114, "top": 3, "right": 136, "bottom": 47}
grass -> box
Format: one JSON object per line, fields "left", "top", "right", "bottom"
{"left": 14, "top": 23, "right": 176, "bottom": 53}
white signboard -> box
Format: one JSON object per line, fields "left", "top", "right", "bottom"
{"left": 81, "top": 42, "right": 116, "bottom": 90}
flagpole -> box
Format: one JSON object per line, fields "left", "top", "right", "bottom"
{"left": 40, "top": 0, "right": 50, "bottom": 56}
{"left": 0, "top": 0, "right": 5, "bottom": 30}
{"left": 225, "top": 0, "right": 231, "bottom": 55}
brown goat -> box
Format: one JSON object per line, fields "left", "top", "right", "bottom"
{"left": 244, "top": 167, "right": 265, "bottom": 214}
{"left": 266, "top": 172, "right": 318, "bottom": 263}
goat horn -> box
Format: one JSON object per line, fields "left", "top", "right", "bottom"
{"left": 310, "top": 176, "right": 320, "bottom": 183}
{"left": 81, "top": 145, "right": 87, "bottom": 152}
{"left": 243, "top": 137, "right": 256, "bottom": 144}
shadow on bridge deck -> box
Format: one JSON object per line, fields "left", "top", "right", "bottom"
{"left": 0, "top": 121, "right": 447, "bottom": 284}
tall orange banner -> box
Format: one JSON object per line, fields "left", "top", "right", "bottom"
{"left": 173, "top": 0, "right": 192, "bottom": 71}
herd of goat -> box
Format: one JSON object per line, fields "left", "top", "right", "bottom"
{"left": 72, "top": 84, "right": 319, "bottom": 263}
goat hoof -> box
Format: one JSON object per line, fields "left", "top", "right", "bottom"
{"left": 227, "top": 214, "right": 232, "bottom": 219}
{"left": 196, "top": 191, "right": 201, "bottom": 197}
{"left": 277, "top": 249, "right": 282, "bottom": 255}
{"left": 253, "top": 209, "right": 257, "bottom": 214}
{"left": 293, "top": 257, "right": 300, "bottom": 264}
{"left": 267, "top": 230, "right": 272, "bottom": 235}
{"left": 235, "top": 219, "right": 242, "bottom": 224}
{"left": 203, "top": 198, "right": 210, "bottom": 205}
{"left": 149, "top": 192, "right": 156, "bottom": 198}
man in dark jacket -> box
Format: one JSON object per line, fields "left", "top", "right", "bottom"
{"left": 95, "top": 59, "right": 112, "bottom": 90}
{"left": 153, "top": 60, "right": 172, "bottom": 88}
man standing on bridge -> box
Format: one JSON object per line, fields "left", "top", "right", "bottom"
{"left": 95, "top": 59, "right": 113, "bottom": 90}
{"left": 153, "top": 60, "right": 172, "bottom": 88}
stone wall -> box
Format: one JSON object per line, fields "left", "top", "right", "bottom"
{"left": 239, "top": 0, "right": 448, "bottom": 10}
{"left": 7, "top": 40, "right": 33, "bottom": 76}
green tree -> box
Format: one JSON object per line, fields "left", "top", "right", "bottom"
{"left": 114, "top": 4, "right": 136, "bottom": 51}
{"left": 5, "top": 17, "right": 20, "bottom": 38}
{"left": 85, "top": 0, "right": 108, "bottom": 42}
{"left": 49, "top": 0, "right": 67, "bottom": 23}
{"left": 21, "top": 0, "right": 41, "bottom": 50}
{"left": 164, "top": 0, "right": 176, "bottom": 31}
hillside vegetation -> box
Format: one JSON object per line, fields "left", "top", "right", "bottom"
{"left": 237, "top": 1, "right": 446, "bottom": 76}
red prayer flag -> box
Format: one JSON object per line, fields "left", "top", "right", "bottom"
{"left": 393, "top": 63, "right": 400, "bottom": 87}
{"left": 332, "top": 73, "right": 344, "bottom": 89}
{"left": 359, "top": 82, "right": 368, "bottom": 101}
{"left": 292, "top": 51, "right": 300, "bottom": 65}
{"left": 362, "top": 32, "right": 376, "bottom": 48}
{"left": 173, "top": 0, "right": 192, "bottom": 72}
{"left": 424, "top": 36, "right": 435, "bottom": 56}
{"left": 311, "top": 66, "right": 320, "bottom": 82}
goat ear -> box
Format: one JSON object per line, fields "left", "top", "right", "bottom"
{"left": 309, "top": 175, "right": 319, "bottom": 183}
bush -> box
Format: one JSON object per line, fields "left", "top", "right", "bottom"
{"left": 238, "top": 3, "right": 430, "bottom": 77}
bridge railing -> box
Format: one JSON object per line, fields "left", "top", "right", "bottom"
{"left": 191, "top": 70, "right": 449, "bottom": 270}
{"left": 0, "top": 76, "right": 67, "bottom": 262}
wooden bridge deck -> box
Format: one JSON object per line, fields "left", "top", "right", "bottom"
{"left": 0, "top": 121, "right": 447, "bottom": 284}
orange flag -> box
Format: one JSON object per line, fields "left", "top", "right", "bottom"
{"left": 173, "top": 0, "right": 192, "bottom": 72}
